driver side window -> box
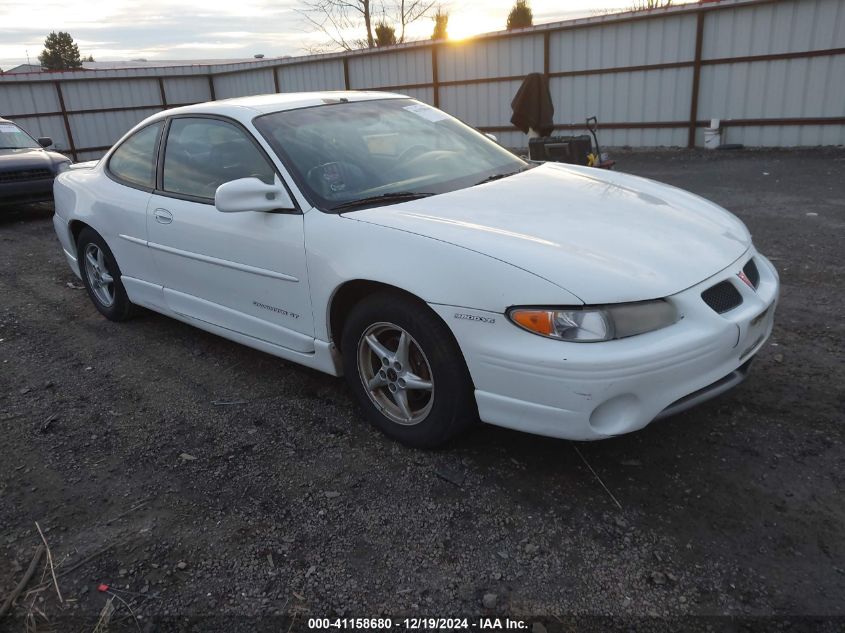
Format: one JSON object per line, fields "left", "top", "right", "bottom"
{"left": 162, "top": 118, "right": 275, "bottom": 201}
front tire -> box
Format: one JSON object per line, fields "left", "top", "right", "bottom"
{"left": 341, "top": 292, "right": 476, "bottom": 448}
{"left": 76, "top": 227, "right": 136, "bottom": 321}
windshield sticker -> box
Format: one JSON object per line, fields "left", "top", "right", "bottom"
{"left": 0, "top": 124, "right": 21, "bottom": 133}
{"left": 403, "top": 104, "right": 449, "bottom": 123}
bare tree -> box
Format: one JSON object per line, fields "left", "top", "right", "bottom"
{"left": 397, "top": 0, "right": 437, "bottom": 44}
{"left": 629, "top": 0, "right": 672, "bottom": 9}
{"left": 299, "top": 0, "right": 436, "bottom": 51}
{"left": 299, "top": 0, "right": 375, "bottom": 51}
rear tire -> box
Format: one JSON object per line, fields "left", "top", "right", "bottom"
{"left": 76, "top": 227, "right": 137, "bottom": 322}
{"left": 341, "top": 291, "right": 476, "bottom": 448}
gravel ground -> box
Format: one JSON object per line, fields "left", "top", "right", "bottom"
{"left": 1, "top": 149, "right": 843, "bottom": 632}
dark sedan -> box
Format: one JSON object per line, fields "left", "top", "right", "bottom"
{"left": 0, "top": 117, "right": 71, "bottom": 206}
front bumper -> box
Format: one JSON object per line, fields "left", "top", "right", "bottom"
{"left": 0, "top": 177, "right": 55, "bottom": 206}
{"left": 431, "top": 249, "right": 779, "bottom": 441}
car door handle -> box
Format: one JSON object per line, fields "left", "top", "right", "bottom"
{"left": 153, "top": 208, "right": 173, "bottom": 224}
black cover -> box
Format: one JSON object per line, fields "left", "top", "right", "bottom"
{"left": 510, "top": 73, "right": 555, "bottom": 137}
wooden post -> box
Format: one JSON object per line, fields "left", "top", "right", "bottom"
{"left": 342, "top": 58, "right": 350, "bottom": 90}
{"left": 157, "top": 77, "right": 168, "bottom": 108}
{"left": 688, "top": 10, "right": 705, "bottom": 148}
{"left": 207, "top": 75, "right": 216, "bottom": 101}
{"left": 431, "top": 45, "right": 440, "bottom": 108}
{"left": 54, "top": 81, "right": 77, "bottom": 161}
{"left": 543, "top": 31, "right": 550, "bottom": 78}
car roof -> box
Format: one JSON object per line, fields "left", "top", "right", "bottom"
{"left": 0, "top": 116, "right": 26, "bottom": 128}
{"left": 159, "top": 91, "right": 408, "bottom": 123}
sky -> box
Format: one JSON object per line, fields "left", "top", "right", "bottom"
{"left": 0, "top": 0, "right": 664, "bottom": 70}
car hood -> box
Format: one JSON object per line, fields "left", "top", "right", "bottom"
{"left": 0, "top": 147, "right": 59, "bottom": 171}
{"left": 343, "top": 163, "right": 751, "bottom": 304}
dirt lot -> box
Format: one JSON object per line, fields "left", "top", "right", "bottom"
{"left": 1, "top": 149, "right": 844, "bottom": 632}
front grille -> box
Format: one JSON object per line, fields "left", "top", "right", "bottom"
{"left": 743, "top": 258, "right": 760, "bottom": 289}
{"left": 0, "top": 168, "right": 52, "bottom": 183}
{"left": 701, "top": 280, "right": 743, "bottom": 314}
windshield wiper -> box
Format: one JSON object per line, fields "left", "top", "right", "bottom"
{"left": 473, "top": 169, "right": 526, "bottom": 186}
{"left": 331, "top": 191, "right": 434, "bottom": 212}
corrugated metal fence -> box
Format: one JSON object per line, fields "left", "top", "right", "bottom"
{"left": 2, "top": 0, "right": 843, "bottom": 160}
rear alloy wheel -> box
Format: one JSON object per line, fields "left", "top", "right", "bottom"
{"left": 342, "top": 292, "right": 476, "bottom": 448}
{"left": 83, "top": 242, "right": 115, "bottom": 308}
{"left": 76, "top": 227, "right": 137, "bottom": 321}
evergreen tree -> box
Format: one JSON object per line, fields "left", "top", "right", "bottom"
{"left": 375, "top": 21, "right": 397, "bottom": 47}
{"left": 506, "top": 0, "right": 533, "bottom": 30}
{"left": 38, "top": 32, "right": 83, "bottom": 70}
{"left": 431, "top": 9, "right": 449, "bottom": 40}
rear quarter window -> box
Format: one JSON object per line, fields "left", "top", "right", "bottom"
{"left": 107, "top": 122, "right": 163, "bottom": 189}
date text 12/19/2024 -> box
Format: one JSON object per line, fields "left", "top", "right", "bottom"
{"left": 307, "top": 617, "right": 530, "bottom": 630}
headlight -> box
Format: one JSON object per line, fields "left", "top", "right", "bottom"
{"left": 508, "top": 300, "right": 677, "bottom": 342}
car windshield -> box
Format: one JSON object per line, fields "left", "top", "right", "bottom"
{"left": 0, "top": 122, "right": 39, "bottom": 149}
{"left": 254, "top": 98, "right": 527, "bottom": 212}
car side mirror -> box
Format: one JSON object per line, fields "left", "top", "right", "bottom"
{"left": 215, "top": 177, "right": 295, "bottom": 213}
{"left": 37, "top": 137, "right": 53, "bottom": 148}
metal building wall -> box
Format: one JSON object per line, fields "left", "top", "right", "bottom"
{"left": 548, "top": 13, "right": 698, "bottom": 147}
{"left": 348, "top": 48, "right": 431, "bottom": 88}
{"left": 438, "top": 34, "right": 545, "bottom": 82}
{"left": 697, "top": 0, "right": 845, "bottom": 146}
{"left": 212, "top": 69, "right": 276, "bottom": 99}
{"left": 0, "top": 83, "right": 67, "bottom": 151}
{"left": 0, "top": 81, "right": 60, "bottom": 114}
{"left": 1, "top": 0, "right": 842, "bottom": 160}
{"left": 277, "top": 60, "right": 345, "bottom": 92}
{"left": 163, "top": 77, "right": 212, "bottom": 104}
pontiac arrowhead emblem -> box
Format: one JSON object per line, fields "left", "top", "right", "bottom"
{"left": 737, "top": 270, "right": 755, "bottom": 289}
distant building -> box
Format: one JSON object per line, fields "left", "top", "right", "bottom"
{"left": 1, "top": 59, "right": 280, "bottom": 74}
{"left": 3, "top": 63, "right": 44, "bottom": 74}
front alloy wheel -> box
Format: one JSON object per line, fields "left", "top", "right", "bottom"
{"left": 341, "top": 292, "right": 476, "bottom": 448}
{"left": 356, "top": 322, "right": 435, "bottom": 426}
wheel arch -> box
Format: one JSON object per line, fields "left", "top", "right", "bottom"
{"left": 327, "top": 280, "right": 472, "bottom": 386}
{"left": 68, "top": 219, "right": 92, "bottom": 246}
{"left": 328, "top": 280, "right": 422, "bottom": 351}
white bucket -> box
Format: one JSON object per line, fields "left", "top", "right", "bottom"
{"left": 704, "top": 118, "right": 721, "bottom": 149}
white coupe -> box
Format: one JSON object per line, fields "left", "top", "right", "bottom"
{"left": 53, "top": 92, "right": 779, "bottom": 448}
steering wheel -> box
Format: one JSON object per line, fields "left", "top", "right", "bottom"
{"left": 306, "top": 161, "right": 364, "bottom": 198}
